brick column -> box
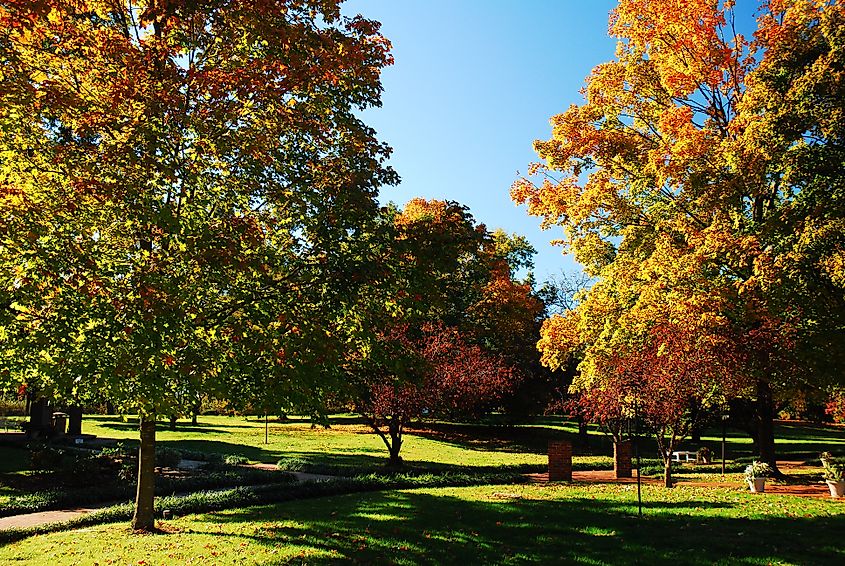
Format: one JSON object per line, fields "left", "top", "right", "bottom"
{"left": 614, "top": 439, "right": 632, "bottom": 478}
{"left": 548, "top": 440, "right": 572, "bottom": 482}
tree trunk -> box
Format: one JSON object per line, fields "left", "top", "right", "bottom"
{"left": 191, "top": 413, "right": 198, "bottom": 426}
{"left": 169, "top": 415, "right": 177, "bottom": 431}
{"left": 387, "top": 419, "right": 403, "bottom": 468}
{"left": 578, "top": 418, "right": 589, "bottom": 448}
{"left": 691, "top": 427, "right": 701, "bottom": 444}
{"left": 106, "top": 401, "right": 115, "bottom": 415}
{"left": 28, "top": 397, "right": 52, "bottom": 438}
{"left": 663, "top": 458, "right": 673, "bottom": 488}
{"left": 67, "top": 405, "right": 83, "bottom": 436}
{"left": 132, "top": 414, "right": 157, "bottom": 531}
{"left": 756, "top": 379, "right": 781, "bottom": 476}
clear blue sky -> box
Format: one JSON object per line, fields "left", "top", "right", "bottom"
{"left": 342, "top": 1, "right": 758, "bottom": 283}
{"left": 342, "top": 0, "right": 619, "bottom": 282}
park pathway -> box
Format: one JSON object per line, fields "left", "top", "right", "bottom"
{"left": 0, "top": 465, "right": 336, "bottom": 531}
{"left": 527, "top": 460, "right": 843, "bottom": 499}
{"left": 2, "top": 461, "right": 840, "bottom": 531}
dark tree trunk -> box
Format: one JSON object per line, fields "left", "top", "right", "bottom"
{"left": 132, "top": 414, "right": 157, "bottom": 531}
{"left": 387, "top": 419, "right": 403, "bottom": 468}
{"left": 691, "top": 427, "right": 701, "bottom": 444}
{"left": 578, "top": 418, "right": 589, "bottom": 448}
{"left": 663, "top": 458, "right": 673, "bottom": 488}
{"left": 67, "top": 405, "right": 83, "bottom": 436}
{"left": 28, "top": 397, "right": 52, "bottom": 438}
{"left": 106, "top": 401, "right": 115, "bottom": 415}
{"left": 191, "top": 413, "right": 198, "bottom": 426}
{"left": 756, "top": 379, "right": 781, "bottom": 476}
{"left": 169, "top": 415, "right": 177, "bottom": 431}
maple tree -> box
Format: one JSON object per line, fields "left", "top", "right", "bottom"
{"left": 354, "top": 322, "right": 516, "bottom": 467}
{"left": 0, "top": 0, "right": 395, "bottom": 530}
{"left": 513, "top": 0, "right": 844, "bottom": 474}
{"left": 343, "top": 199, "right": 538, "bottom": 464}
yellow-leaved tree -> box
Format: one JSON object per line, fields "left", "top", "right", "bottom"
{"left": 513, "top": 0, "right": 845, "bottom": 475}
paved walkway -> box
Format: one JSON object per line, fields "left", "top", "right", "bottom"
{"left": 0, "top": 464, "right": 338, "bottom": 531}
{"left": 2, "top": 460, "right": 839, "bottom": 531}
{"left": 527, "top": 461, "right": 844, "bottom": 500}
{"left": 0, "top": 502, "right": 115, "bottom": 530}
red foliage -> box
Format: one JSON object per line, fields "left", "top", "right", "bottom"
{"left": 826, "top": 391, "right": 845, "bottom": 424}
{"left": 363, "top": 322, "right": 517, "bottom": 422}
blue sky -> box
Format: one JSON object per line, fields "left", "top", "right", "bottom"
{"left": 342, "top": 1, "right": 759, "bottom": 282}
{"left": 343, "top": 0, "right": 620, "bottom": 282}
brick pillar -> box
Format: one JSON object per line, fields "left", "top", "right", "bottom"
{"left": 548, "top": 440, "right": 572, "bottom": 482}
{"left": 614, "top": 439, "right": 632, "bottom": 478}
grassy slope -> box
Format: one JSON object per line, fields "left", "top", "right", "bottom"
{"left": 2, "top": 483, "right": 844, "bottom": 565}
{"left": 80, "top": 415, "right": 550, "bottom": 470}
{"left": 79, "top": 415, "right": 845, "bottom": 470}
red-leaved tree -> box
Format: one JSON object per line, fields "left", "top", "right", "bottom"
{"left": 355, "top": 323, "right": 517, "bottom": 467}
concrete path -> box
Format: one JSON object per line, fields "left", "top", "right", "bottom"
{"left": 0, "top": 502, "right": 115, "bottom": 530}
{"left": 0, "top": 466, "right": 339, "bottom": 531}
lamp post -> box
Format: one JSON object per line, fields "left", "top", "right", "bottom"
{"left": 634, "top": 398, "right": 642, "bottom": 518}
{"left": 721, "top": 409, "right": 729, "bottom": 477}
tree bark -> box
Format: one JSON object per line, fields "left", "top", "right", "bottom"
{"left": 578, "top": 418, "right": 589, "bottom": 448}
{"left": 132, "top": 414, "right": 157, "bottom": 531}
{"left": 387, "top": 418, "right": 403, "bottom": 468}
{"left": 663, "top": 458, "right": 673, "bottom": 488}
{"left": 28, "top": 397, "right": 52, "bottom": 438}
{"left": 169, "top": 415, "right": 177, "bottom": 431}
{"left": 67, "top": 405, "right": 83, "bottom": 436}
{"left": 756, "top": 379, "right": 781, "bottom": 476}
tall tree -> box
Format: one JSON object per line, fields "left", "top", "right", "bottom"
{"left": 513, "top": 0, "right": 843, "bottom": 472}
{"left": 0, "top": 0, "right": 395, "bottom": 530}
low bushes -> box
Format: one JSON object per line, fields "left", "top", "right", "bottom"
{"left": 0, "top": 470, "right": 528, "bottom": 544}
{"left": 0, "top": 465, "right": 294, "bottom": 518}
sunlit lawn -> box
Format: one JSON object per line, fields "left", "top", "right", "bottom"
{"left": 2, "top": 482, "right": 844, "bottom": 565}
{"left": 80, "top": 414, "right": 550, "bottom": 471}
{"left": 78, "top": 414, "right": 845, "bottom": 472}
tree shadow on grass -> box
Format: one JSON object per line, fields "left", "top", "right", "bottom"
{"left": 187, "top": 489, "right": 845, "bottom": 565}
{"left": 90, "top": 419, "right": 254, "bottom": 435}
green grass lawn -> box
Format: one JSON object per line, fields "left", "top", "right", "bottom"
{"left": 75, "top": 414, "right": 844, "bottom": 474}
{"left": 0, "top": 446, "right": 33, "bottom": 503}
{"left": 80, "top": 414, "right": 551, "bottom": 471}
{"left": 2, "top": 482, "right": 843, "bottom": 565}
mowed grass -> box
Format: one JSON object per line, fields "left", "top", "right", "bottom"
{"left": 80, "top": 415, "right": 550, "bottom": 471}
{"left": 78, "top": 414, "right": 845, "bottom": 473}
{"left": 2, "top": 482, "right": 844, "bottom": 565}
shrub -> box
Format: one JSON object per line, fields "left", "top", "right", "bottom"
{"left": 224, "top": 454, "right": 248, "bottom": 466}
{"left": 29, "top": 446, "right": 66, "bottom": 470}
{"left": 276, "top": 457, "right": 308, "bottom": 472}
{"left": 638, "top": 465, "right": 664, "bottom": 477}
{"left": 744, "top": 461, "right": 773, "bottom": 481}
{"left": 155, "top": 447, "right": 183, "bottom": 469}
{"left": 820, "top": 452, "right": 845, "bottom": 482}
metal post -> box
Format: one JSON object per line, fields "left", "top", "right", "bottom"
{"left": 635, "top": 399, "right": 642, "bottom": 518}
{"left": 721, "top": 412, "right": 728, "bottom": 477}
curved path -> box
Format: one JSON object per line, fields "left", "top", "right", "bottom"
{"left": 528, "top": 460, "right": 844, "bottom": 500}
{"left": 2, "top": 461, "right": 840, "bottom": 531}
{"left": 0, "top": 465, "right": 335, "bottom": 531}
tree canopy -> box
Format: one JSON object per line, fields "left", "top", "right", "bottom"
{"left": 513, "top": 0, "right": 845, "bottom": 471}
{"left": 0, "top": 0, "right": 396, "bottom": 529}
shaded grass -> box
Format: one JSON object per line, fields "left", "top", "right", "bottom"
{"left": 81, "top": 415, "right": 551, "bottom": 471}
{"left": 0, "top": 471, "right": 526, "bottom": 545}
{"left": 2, "top": 482, "right": 843, "bottom": 565}
{"left": 80, "top": 415, "right": 845, "bottom": 475}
